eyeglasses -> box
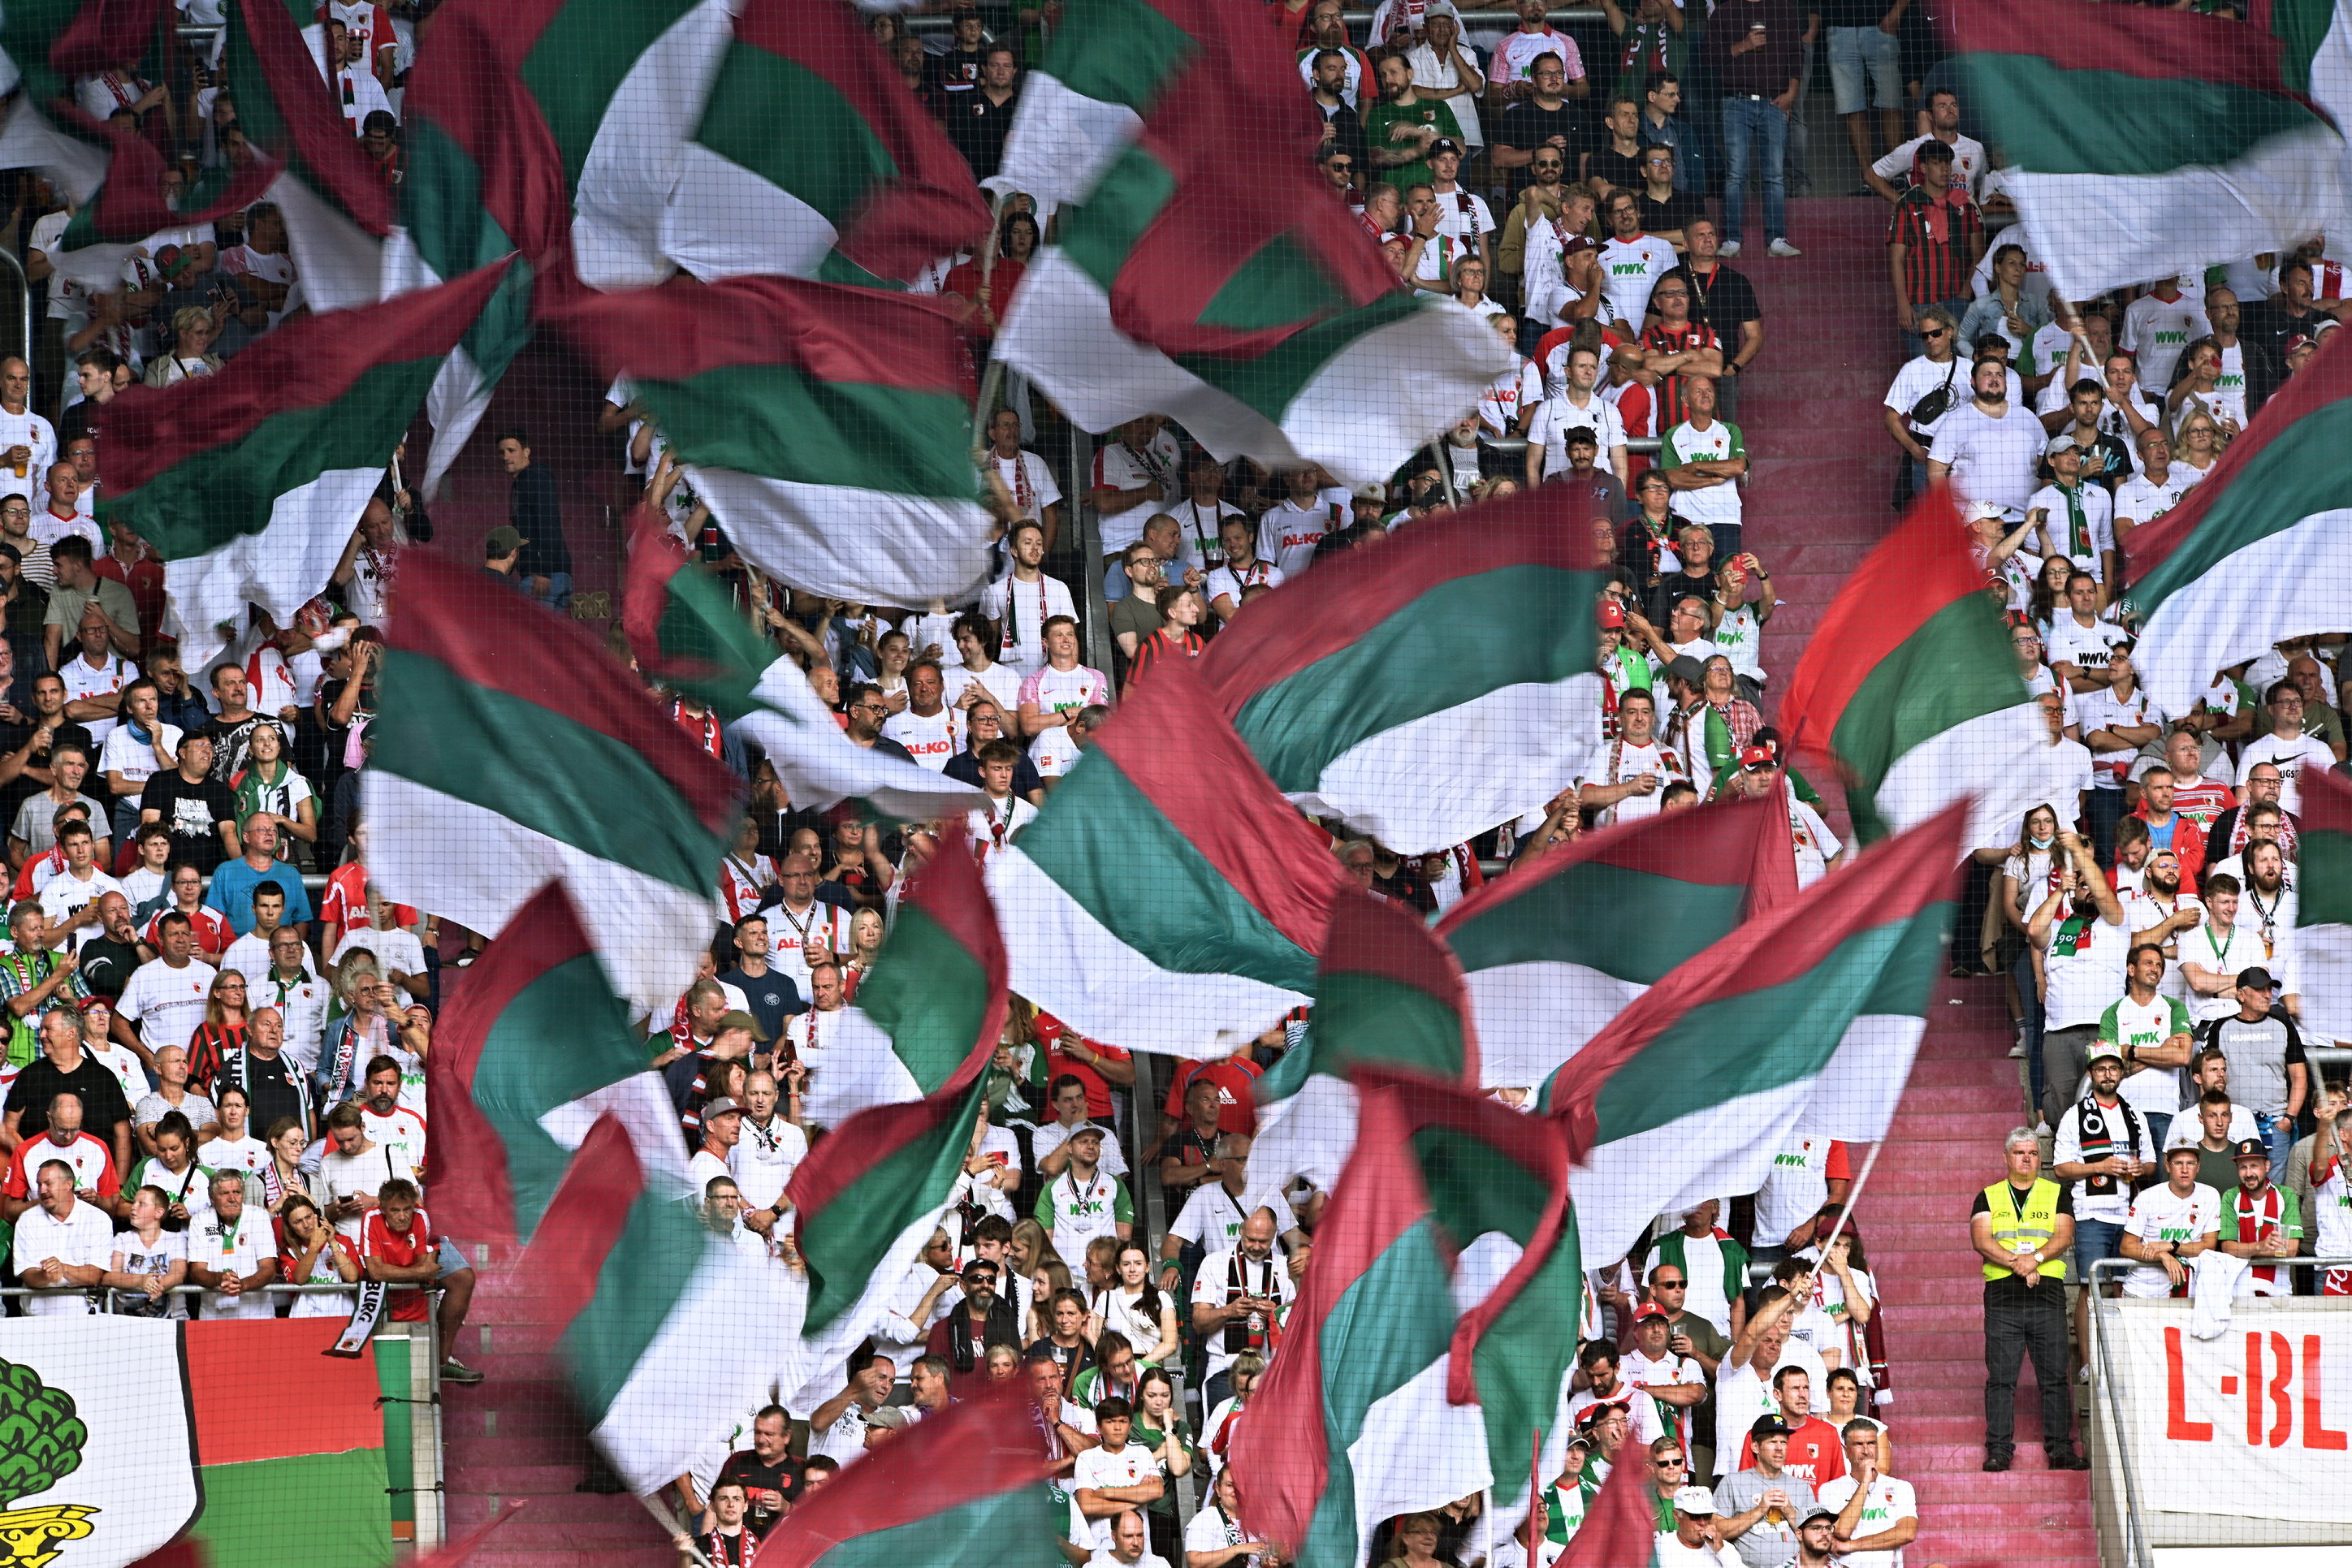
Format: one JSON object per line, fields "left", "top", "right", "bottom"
{"left": 1329, "top": 161, "right": 1354, "bottom": 171}
{"left": 1533, "top": 160, "right": 1563, "bottom": 171}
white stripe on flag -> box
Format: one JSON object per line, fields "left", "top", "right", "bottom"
{"left": 988, "top": 71, "right": 1145, "bottom": 212}
{"left": 2009, "top": 121, "right": 2352, "bottom": 304}
{"left": 690, "top": 469, "right": 997, "bottom": 610}
{"left": 2135, "top": 511, "right": 2352, "bottom": 717}
{"left": 1338, "top": 1356, "right": 1494, "bottom": 1568}
{"left": 570, "top": 0, "right": 738, "bottom": 292}
{"left": 1464, "top": 960, "right": 1638, "bottom": 1090}
{"left": 162, "top": 465, "right": 385, "bottom": 674}
{"left": 268, "top": 167, "right": 383, "bottom": 313}
{"left": 795, "top": 1004, "right": 927, "bottom": 1129}
{"left": 659, "top": 143, "right": 840, "bottom": 284}
{"left": 777, "top": 1207, "right": 955, "bottom": 1412}
{"left": 361, "top": 774, "right": 720, "bottom": 1018}
{"left": 2285, "top": 922, "right": 2351, "bottom": 1050}
{"left": 1251, "top": 1072, "right": 1359, "bottom": 1193}
{"left": 996, "top": 248, "right": 1511, "bottom": 488}
{"left": 1869, "top": 700, "right": 2064, "bottom": 851}
{"left": 1278, "top": 676, "right": 1604, "bottom": 855}
{"left": 733, "top": 658, "right": 984, "bottom": 823}
{"left": 984, "top": 845, "right": 1305, "bottom": 1057}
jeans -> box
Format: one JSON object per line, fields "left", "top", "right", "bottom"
{"left": 2084, "top": 788, "right": 2126, "bottom": 868}
{"left": 2145, "top": 1112, "right": 2173, "bottom": 1153}
{"left": 2255, "top": 1111, "right": 2295, "bottom": 1183}
{"left": 2072, "top": 1217, "right": 2125, "bottom": 1286}
{"left": 2042, "top": 1024, "right": 2098, "bottom": 1134}
{"left": 1827, "top": 25, "right": 1902, "bottom": 114}
{"left": 1983, "top": 1276, "right": 2075, "bottom": 1457}
{"left": 524, "top": 570, "right": 573, "bottom": 611}
{"left": 1721, "top": 95, "right": 1788, "bottom": 245}
{"left": 2013, "top": 944, "right": 2046, "bottom": 1110}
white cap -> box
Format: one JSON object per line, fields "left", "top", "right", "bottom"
{"left": 1671, "top": 1486, "right": 1717, "bottom": 1515}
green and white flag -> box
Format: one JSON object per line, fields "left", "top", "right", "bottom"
{"left": 2290, "top": 767, "right": 2352, "bottom": 1047}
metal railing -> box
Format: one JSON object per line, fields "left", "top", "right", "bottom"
{"left": 0, "top": 248, "right": 29, "bottom": 374}
{"left": 1, "top": 1280, "right": 426, "bottom": 1310}
{"left": 2086, "top": 1255, "right": 2352, "bottom": 1568}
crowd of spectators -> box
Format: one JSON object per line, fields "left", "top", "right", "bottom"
{"left": 2, "top": 2, "right": 2346, "bottom": 1565}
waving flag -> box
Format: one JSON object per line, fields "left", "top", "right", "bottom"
{"left": 622, "top": 507, "right": 981, "bottom": 822}
{"left": 2289, "top": 767, "right": 2352, "bottom": 1047}
{"left": 1198, "top": 490, "right": 1606, "bottom": 854}
{"left": 1438, "top": 793, "right": 1792, "bottom": 1088}
{"left": 365, "top": 547, "right": 741, "bottom": 1017}
{"left": 984, "top": 657, "right": 1349, "bottom": 1056}
{"left": 1778, "top": 492, "right": 2052, "bottom": 849}
{"left": 991, "top": 0, "right": 1511, "bottom": 484}
{"left": 97, "top": 260, "right": 515, "bottom": 673}
{"left": 1951, "top": 0, "right": 2352, "bottom": 301}
{"left": 554, "top": 273, "right": 995, "bottom": 607}
{"left": 1233, "top": 1072, "right": 1575, "bottom": 1568}
{"left": 1541, "top": 803, "right": 1968, "bottom": 1263}
{"left": 2132, "top": 332, "right": 2352, "bottom": 716}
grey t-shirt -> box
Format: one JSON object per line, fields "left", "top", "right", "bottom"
{"left": 1712, "top": 1468, "right": 1817, "bottom": 1568}
{"left": 11, "top": 789, "right": 111, "bottom": 856}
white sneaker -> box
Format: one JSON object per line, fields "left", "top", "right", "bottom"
{"left": 1718, "top": 240, "right": 1742, "bottom": 257}
{"left": 1767, "top": 238, "right": 1803, "bottom": 258}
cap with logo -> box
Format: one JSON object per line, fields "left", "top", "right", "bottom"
{"left": 1671, "top": 1485, "right": 1717, "bottom": 1516}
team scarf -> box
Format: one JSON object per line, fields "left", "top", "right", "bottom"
{"left": 2071, "top": 1095, "right": 2142, "bottom": 1202}
{"left": 2050, "top": 910, "right": 2099, "bottom": 957}
{"left": 1651, "top": 1228, "right": 1745, "bottom": 1311}
{"left": 2227, "top": 1184, "right": 2296, "bottom": 1288}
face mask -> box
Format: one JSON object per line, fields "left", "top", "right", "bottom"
{"left": 2028, "top": 833, "right": 2053, "bottom": 849}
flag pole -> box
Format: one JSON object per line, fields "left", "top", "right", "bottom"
{"left": 969, "top": 189, "right": 1014, "bottom": 449}
{"left": 638, "top": 1490, "right": 715, "bottom": 1568}
{"left": 1803, "top": 1141, "right": 1883, "bottom": 1284}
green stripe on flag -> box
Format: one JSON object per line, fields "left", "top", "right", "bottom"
{"left": 521, "top": 0, "right": 704, "bottom": 189}
{"left": 1591, "top": 912, "right": 1948, "bottom": 1147}
{"left": 633, "top": 366, "right": 976, "bottom": 501}
{"left": 1413, "top": 1125, "right": 1549, "bottom": 1251}
{"left": 854, "top": 904, "right": 993, "bottom": 1096}
{"left": 2302, "top": 827, "right": 2352, "bottom": 927}
{"left": 1960, "top": 54, "right": 2320, "bottom": 175}
{"left": 473, "top": 955, "right": 655, "bottom": 1241}
{"left": 693, "top": 45, "right": 897, "bottom": 227}
{"left": 1017, "top": 754, "right": 1317, "bottom": 993}
{"left": 375, "top": 649, "right": 731, "bottom": 893}
{"left": 1060, "top": 145, "right": 1176, "bottom": 293}
{"left": 1036, "top": 0, "right": 1198, "bottom": 110}
{"left": 1231, "top": 566, "right": 1602, "bottom": 792}
{"left": 1447, "top": 862, "right": 1745, "bottom": 987}
{"left": 815, "top": 1485, "right": 1067, "bottom": 1568}
{"left": 653, "top": 558, "right": 772, "bottom": 719}
{"left": 1825, "top": 594, "right": 2026, "bottom": 796}
{"left": 1474, "top": 1209, "right": 1581, "bottom": 1510}
{"left": 1304, "top": 1220, "right": 1459, "bottom": 1568}
{"left": 1199, "top": 232, "right": 1351, "bottom": 332}
{"left": 2271, "top": 0, "right": 2337, "bottom": 93}
{"left": 193, "top": 1449, "right": 393, "bottom": 1568}
{"left": 564, "top": 1181, "right": 707, "bottom": 1424}
{"left": 799, "top": 1086, "right": 985, "bottom": 1331}
{"left": 396, "top": 115, "right": 537, "bottom": 378}
{"left": 1174, "top": 292, "right": 1432, "bottom": 425}
{"left": 1290, "top": 971, "right": 1467, "bottom": 1086}
{"left": 2134, "top": 400, "right": 2352, "bottom": 609}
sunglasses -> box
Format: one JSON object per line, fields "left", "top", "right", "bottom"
{"left": 1919, "top": 327, "right": 1948, "bottom": 339}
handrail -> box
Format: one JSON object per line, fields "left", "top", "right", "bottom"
{"left": 0, "top": 247, "right": 29, "bottom": 375}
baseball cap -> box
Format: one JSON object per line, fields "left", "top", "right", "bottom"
{"left": 1559, "top": 235, "right": 1596, "bottom": 257}
{"left": 962, "top": 1258, "right": 1000, "bottom": 1281}
{"left": 1633, "top": 1302, "right": 1671, "bottom": 1323}
{"left": 2237, "top": 966, "right": 2277, "bottom": 991}
{"left": 1671, "top": 1486, "right": 1717, "bottom": 1516}
{"left": 2232, "top": 1137, "right": 2269, "bottom": 1163}
{"left": 1800, "top": 1509, "right": 1839, "bottom": 1527}
{"left": 1597, "top": 599, "right": 1627, "bottom": 628}
{"left": 1739, "top": 744, "right": 1777, "bottom": 772}
{"left": 484, "top": 525, "right": 524, "bottom": 557}
{"left": 2285, "top": 333, "right": 2320, "bottom": 356}
{"left": 1667, "top": 654, "right": 1707, "bottom": 687}
{"left": 2044, "top": 434, "right": 2079, "bottom": 457}
{"left": 701, "top": 1096, "right": 743, "bottom": 1121}
{"left": 716, "top": 1009, "right": 769, "bottom": 1043}
{"left": 2087, "top": 1044, "right": 2125, "bottom": 1067}
{"left": 1429, "top": 137, "right": 1464, "bottom": 158}
{"left": 1749, "top": 1415, "right": 1795, "bottom": 1441}
{"left": 1067, "top": 1122, "right": 1107, "bottom": 1142}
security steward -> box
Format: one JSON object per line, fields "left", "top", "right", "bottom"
{"left": 1968, "top": 1126, "right": 2089, "bottom": 1472}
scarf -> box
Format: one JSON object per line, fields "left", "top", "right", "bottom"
{"left": 2050, "top": 913, "right": 2098, "bottom": 958}
{"left": 1654, "top": 1228, "right": 1745, "bottom": 1309}
{"left": 2054, "top": 481, "right": 2090, "bottom": 559}
{"left": 948, "top": 1295, "right": 1021, "bottom": 1374}
{"left": 2072, "top": 1095, "right": 2142, "bottom": 1200}
{"left": 2227, "top": 1185, "right": 2292, "bottom": 1285}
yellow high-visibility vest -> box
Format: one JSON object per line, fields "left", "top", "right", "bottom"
{"left": 1981, "top": 1177, "right": 2067, "bottom": 1281}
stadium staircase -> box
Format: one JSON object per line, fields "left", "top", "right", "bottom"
{"left": 428, "top": 202, "right": 2105, "bottom": 1566}
{"left": 1745, "top": 200, "right": 2100, "bottom": 1568}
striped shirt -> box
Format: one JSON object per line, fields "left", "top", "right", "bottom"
{"left": 1888, "top": 186, "right": 1982, "bottom": 307}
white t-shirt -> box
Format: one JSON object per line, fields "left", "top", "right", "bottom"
{"left": 314, "top": 1140, "right": 417, "bottom": 1239}
{"left": 2237, "top": 732, "right": 2337, "bottom": 817}
{"left": 37, "top": 867, "right": 119, "bottom": 947}
{"left": 1204, "top": 560, "right": 1283, "bottom": 617}
{"left": 1481, "top": 359, "right": 1544, "bottom": 438}
{"left": 1753, "top": 1136, "right": 1843, "bottom": 1244}
{"left": 58, "top": 652, "right": 134, "bottom": 746}
{"left": 1578, "top": 737, "right": 1680, "bottom": 824}
{"left": 2043, "top": 613, "right": 2127, "bottom": 677}
{"left": 2026, "top": 482, "right": 2114, "bottom": 583}
{"left": 989, "top": 450, "right": 1061, "bottom": 530}
{"left": 1018, "top": 665, "right": 1110, "bottom": 778}
{"left": 2043, "top": 910, "right": 2128, "bottom": 1031}
{"left": 99, "top": 723, "right": 183, "bottom": 793}
{"left": 882, "top": 706, "right": 962, "bottom": 773}
{"left": 12, "top": 1198, "right": 111, "bottom": 1314}
{"left": 729, "top": 1113, "right": 808, "bottom": 1211}
{"left": 2120, "top": 292, "right": 2211, "bottom": 391}
{"left": 1532, "top": 392, "right": 1627, "bottom": 477}
{"left": 192, "top": 1210, "right": 274, "bottom": 1319}
{"left": 1882, "top": 353, "right": 1968, "bottom": 442}
{"left": 110, "top": 1226, "right": 188, "bottom": 1317}
{"left": 1032, "top": 1120, "right": 1131, "bottom": 1178}
{"left": 1928, "top": 401, "right": 2044, "bottom": 516}
{"left": 1169, "top": 1181, "right": 1297, "bottom": 1255}
{"left": 1811, "top": 1475, "right": 1917, "bottom": 1568}
{"left": 1874, "top": 132, "right": 1987, "bottom": 199}
{"left": 1257, "top": 499, "right": 1337, "bottom": 580}
{"left": 331, "top": 927, "right": 428, "bottom": 1005}
{"left": 1191, "top": 1247, "right": 1295, "bottom": 1383}
{"left": 979, "top": 572, "right": 1077, "bottom": 673}
{"left": 2075, "top": 686, "right": 2162, "bottom": 790}
{"left": 2112, "top": 466, "right": 2194, "bottom": 532}
{"left": 1071, "top": 1441, "right": 1161, "bottom": 1549}
{"left": 2121, "top": 1181, "right": 2220, "bottom": 1298}
{"left": 1185, "top": 1509, "right": 1260, "bottom": 1568}
{"left": 2052, "top": 1095, "right": 2158, "bottom": 1225}
{"left": 116, "top": 957, "right": 218, "bottom": 1056}
{"left": 1596, "top": 233, "right": 1679, "bottom": 327}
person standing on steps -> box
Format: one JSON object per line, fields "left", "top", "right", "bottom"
{"left": 1969, "top": 1126, "right": 2087, "bottom": 1473}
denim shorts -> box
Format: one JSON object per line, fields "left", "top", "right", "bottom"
{"left": 1828, "top": 25, "right": 1902, "bottom": 114}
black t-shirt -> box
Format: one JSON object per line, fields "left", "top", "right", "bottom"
{"left": 1311, "top": 99, "right": 1370, "bottom": 174}
{"left": 1638, "top": 189, "right": 1708, "bottom": 242}
{"left": 76, "top": 935, "right": 145, "bottom": 1000}
{"left": 1496, "top": 100, "right": 1581, "bottom": 195}
{"left": 714, "top": 1449, "right": 805, "bottom": 1537}
{"left": 1585, "top": 143, "right": 1645, "bottom": 195}
{"left": 718, "top": 966, "right": 806, "bottom": 1046}
{"left": 139, "top": 770, "right": 240, "bottom": 873}
{"left": 1969, "top": 1179, "right": 2077, "bottom": 1217}
{"left": 947, "top": 89, "right": 1020, "bottom": 183}
{"left": 1647, "top": 568, "right": 1719, "bottom": 626}
{"left": 227, "top": 1048, "right": 308, "bottom": 1142}
{"left": 200, "top": 714, "right": 286, "bottom": 786}
{"left": 1663, "top": 261, "right": 1762, "bottom": 342}
{"left": 2239, "top": 296, "right": 2326, "bottom": 361}
{"left": 927, "top": 45, "right": 989, "bottom": 100}
{"left": 5, "top": 1052, "right": 132, "bottom": 1139}
{"left": 944, "top": 748, "right": 1044, "bottom": 801}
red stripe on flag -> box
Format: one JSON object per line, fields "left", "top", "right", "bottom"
{"left": 426, "top": 883, "right": 596, "bottom": 1249}
{"left": 899, "top": 823, "right": 1010, "bottom": 1095}
{"left": 79, "top": 114, "right": 279, "bottom": 244}
{"left": 730, "top": 0, "right": 989, "bottom": 283}
{"left": 1775, "top": 489, "right": 1982, "bottom": 762}
{"left": 400, "top": 0, "right": 575, "bottom": 262}
{"left": 239, "top": 0, "right": 396, "bottom": 234}
{"left": 1319, "top": 885, "right": 1481, "bottom": 1084}
{"left": 2304, "top": 763, "right": 2352, "bottom": 837}
{"left": 1555, "top": 1423, "right": 1670, "bottom": 1568}
{"left": 784, "top": 1080, "right": 971, "bottom": 1227}
{"left": 1230, "top": 1080, "right": 1433, "bottom": 1557}
{"left": 620, "top": 503, "right": 694, "bottom": 679}
{"left": 1200, "top": 486, "right": 1597, "bottom": 709}
{"left": 49, "top": 0, "right": 165, "bottom": 80}
{"left": 547, "top": 271, "right": 971, "bottom": 396}
{"left": 1546, "top": 801, "right": 1970, "bottom": 1162}
{"left": 523, "top": 1113, "right": 645, "bottom": 1336}
{"left": 184, "top": 1320, "right": 386, "bottom": 1466}
{"left": 99, "top": 259, "right": 515, "bottom": 492}
{"left": 2132, "top": 330, "right": 2352, "bottom": 578}
{"left": 1087, "top": 658, "right": 1347, "bottom": 957}
{"left": 1946, "top": 0, "right": 2310, "bottom": 100}
{"left": 754, "top": 1377, "right": 1052, "bottom": 1568}
{"left": 385, "top": 546, "right": 743, "bottom": 834}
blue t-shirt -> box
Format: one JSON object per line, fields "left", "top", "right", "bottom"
{"left": 204, "top": 857, "right": 315, "bottom": 935}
